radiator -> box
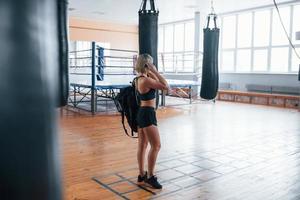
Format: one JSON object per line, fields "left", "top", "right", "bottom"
{"left": 246, "top": 84, "right": 300, "bottom": 95}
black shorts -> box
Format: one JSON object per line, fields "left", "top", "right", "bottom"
{"left": 137, "top": 106, "right": 157, "bottom": 128}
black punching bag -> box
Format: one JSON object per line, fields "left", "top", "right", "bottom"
{"left": 200, "top": 15, "right": 220, "bottom": 100}
{"left": 0, "top": 0, "right": 63, "bottom": 199}
{"left": 139, "top": 0, "right": 158, "bottom": 67}
{"left": 57, "top": 0, "right": 69, "bottom": 106}
{"left": 138, "top": 0, "right": 159, "bottom": 107}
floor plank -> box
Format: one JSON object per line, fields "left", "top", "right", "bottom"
{"left": 60, "top": 101, "right": 300, "bottom": 200}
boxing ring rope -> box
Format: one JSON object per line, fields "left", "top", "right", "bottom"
{"left": 159, "top": 51, "right": 203, "bottom": 74}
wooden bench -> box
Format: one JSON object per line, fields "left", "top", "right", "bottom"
{"left": 217, "top": 90, "right": 300, "bottom": 109}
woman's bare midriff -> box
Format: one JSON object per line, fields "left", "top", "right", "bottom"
{"left": 140, "top": 99, "right": 156, "bottom": 108}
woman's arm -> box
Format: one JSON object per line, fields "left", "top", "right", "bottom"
{"left": 148, "top": 71, "right": 159, "bottom": 81}
{"left": 145, "top": 64, "right": 169, "bottom": 91}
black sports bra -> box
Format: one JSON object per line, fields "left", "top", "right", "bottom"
{"left": 136, "top": 77, "right": 156, "bottom": 101}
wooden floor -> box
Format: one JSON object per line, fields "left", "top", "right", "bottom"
{"left": 60, "top": 101, "right": 300, "bottom": 200}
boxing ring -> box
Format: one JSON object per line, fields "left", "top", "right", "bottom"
{"left": 69, "top": 80, "right": 201, "bottom": 113}
{"left": 68, "top": 41, "right": 201, "bottom": 113}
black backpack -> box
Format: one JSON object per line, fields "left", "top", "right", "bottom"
{"left": 114, "top": 78, "right": 140, "bottom": 138}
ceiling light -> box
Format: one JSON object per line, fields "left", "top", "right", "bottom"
{"left": 92, "top": 11, "right": 105, "bottom": 15}
{"left": 185, "top": 5, "right": 198, "bottom": 9}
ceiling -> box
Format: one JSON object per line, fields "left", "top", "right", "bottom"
{"left": 68, "top": 0, "right": 296, "bottom": 25}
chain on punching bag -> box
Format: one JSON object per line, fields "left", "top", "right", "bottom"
{"left": 138, "top": 0, "right": 160, "bottom": 108}
{"left": 0, "top": 0, "right": 62, "bottom": 199}
{"left": 200, "top": 14, "right": 220, "bottom": 100}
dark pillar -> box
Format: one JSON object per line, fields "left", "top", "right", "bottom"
{"left": 0, "top": 0, "right": 65, "bottom": 199}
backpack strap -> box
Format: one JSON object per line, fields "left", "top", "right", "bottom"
{"left": 133, "top": 77, "right": 141, "bottom": 106}
{"left": 121, "top": 109, "right": 132, "bottom": 137}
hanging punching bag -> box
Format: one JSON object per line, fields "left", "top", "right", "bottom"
{"left": 57, "top": 0, "right": 69, "bottom": 106}
{"left": 139, "top": 0, "right": 158, "bottom": 66}
{"left": 138, "top": 0, "right": 159, "bottom": 107}
{"left": 200, "top": 15, "right": 220, "bottom": 100}
{"left": 0, "top": 0, "right": 62, "bottom": 199}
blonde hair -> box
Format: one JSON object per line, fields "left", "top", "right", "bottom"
{"left": 135, "top": 54, "right": 153, "bottom": 73}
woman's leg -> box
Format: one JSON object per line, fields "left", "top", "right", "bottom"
{"left": 143, "top": 125, "right": 161, "bottom": 176}
{"left": 137, "top": 128, "right": 148, "bottom": 176}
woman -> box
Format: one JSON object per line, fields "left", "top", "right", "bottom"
{"left": 135, "top": 54, "right": 168, "bottom": 189}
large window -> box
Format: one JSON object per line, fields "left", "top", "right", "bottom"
{"left": 158, "top": 20, "right": 195, "bottom": 73}
{"left": 184, "top": 22, "right": 195, "bottom": 51}
{"left": 158, "top": 28, "right": 164, "bottom": 53}
{"left": 253, "top": 49, "right": 268, "bottom": 71}
{"left": 293, "top": 5, "right": 300, "bottom": 44}
{"left": 237, "top": 13, "right": 252, "bottom": 48}
{"left": 292, "top": 47, "right": 300, "bottom": 72}
{"left": 164, "top": 25, "right": 174, "bottom": 53}
{"left": 236, "top": 49, "right": 251, "bottom": 72}
{"left": 272, "top": 7, "right": 290, "bottom": 46}
{"left": 221, "top": 51, "right": 235, "bottom": 71}
{"left": 222, "top": 15, "right": 236, "bottom": 49}
{"left": 220, "top": 3, "right": 300, "bottom": 73}
{"left": 271, "top": 47, "right": 289, "bottom": 72}
{"left": 174, "top": 24, "right": 184, "bottom": 52}
{"left": 254, "top": 10, "right": 270, "bottom": 47}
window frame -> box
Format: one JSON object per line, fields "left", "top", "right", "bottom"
{"left": 158, "top": 19, "right": 196, "bottom": 73}
{"left": 220, "top": 3, "right": 300, "bottom": 74}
